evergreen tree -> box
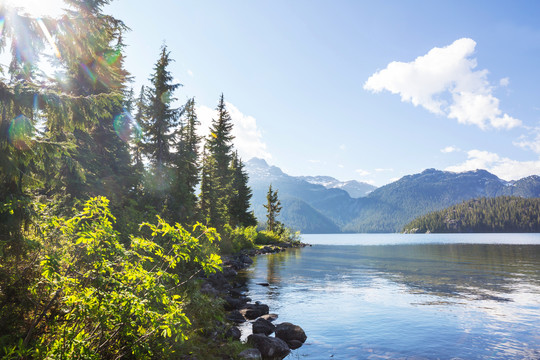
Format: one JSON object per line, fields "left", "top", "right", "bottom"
{"left": 49, "top": 0, "right": 133, "bottom": 204}
{"left": 229, "top": 151, "right": 257, "bottom": 227}
{"left": 264, "top": 184, "right": 282, "bottom": 232}
{"left": 171, "top": 98, "right": 200, "bottom": 223}
{"left": 142, "top": 45, "right": 182, "bottom": 211}
{"left": 199, "top": 148, "right": 223, "bottom": 226}
{"left": 202, "top": 93, "right": 235, "bottom": 228}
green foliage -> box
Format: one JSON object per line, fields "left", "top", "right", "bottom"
{"left": 403, "top": 196, "right": 540, "bottom": 233}
{"left": 28, "top": 197, "right": 221, "bottom": 359}
{"left": 220, "top": 225, "right": 258, "bottom": 254}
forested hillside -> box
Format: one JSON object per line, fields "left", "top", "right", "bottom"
{"left": 403, "top": 196, "right": 540, "bottom": 233}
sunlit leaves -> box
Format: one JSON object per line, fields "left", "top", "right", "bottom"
{"left": 35, "top": 196, "right": 222, "bottom": 359}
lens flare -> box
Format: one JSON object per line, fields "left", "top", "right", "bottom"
{"left": 9, "top": 115, "right": 34, "bottom": 150}
{"left": 98, "top": 49, "right": 121, "bottom": 66}
{"left": 80, "top": 62, "right": 97, "bottom": 84}
{"left": 37, "top": 18, "right": 61, "bottom": 59}
{"left": 0, "top": 17, "right": 5, "bottom": 38}
{"left": 160, "top": 91, "right": 171, "bottom": 104}
{"left": 113, "top": 110, "right": 142, "bottom": 143}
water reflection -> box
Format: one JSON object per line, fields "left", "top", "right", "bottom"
{"left": 242, "top": 236, "right": 540, "bottom": 360}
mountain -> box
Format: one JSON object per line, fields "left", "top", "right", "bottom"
{"left": 246, "top": 158, "right": 349, "bottom": 233}
{"left": 246, "top": 158, "right": 540, "bottom": 233}
{"left": 298, "top": 176, "right": 376, "bottom": 198}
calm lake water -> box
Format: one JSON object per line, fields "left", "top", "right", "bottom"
{"left": 239, "top": 234, "right": 540, "bottom": 360}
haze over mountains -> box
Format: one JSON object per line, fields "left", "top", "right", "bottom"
{"left": 246, "top": 158, "right": 540, "bottom": 233}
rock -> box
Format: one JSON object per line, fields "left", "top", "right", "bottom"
{"left": 247, "top": 334, "right": 290, "bottom": 360}
{"left": 225, "top": 326, "right": 241, "bottom": 340}
{"left": 230, "top": 286, "right": 248, "bottom": 297}
{"left": 238, "top": 348, "right": 262, "bottom": 360}
{"left": 200, "top": 282, "right": 220, "bottom": 297}
{"left": 260, "top": 314, "right": 278, "bottom": 322}
{"left": 287, "top": 340, "right": 303, "bottom": 350}
{"left": 207, "top": 271, "right": 231, "bottom": 291}
{"left": 275, "top": 322, "right": 307, "bottom": 349}
{"left": 226, "top": 310, "right": 246, "bottom": 324}
{"left": 224, "top": 295, "right": 248, "bottom": 310}
{"left": 222, "top": 267, "right": 238, "bottom": 278}
{"left": 256, "top": 282, "right": 270, "bottom": 287}
{"left": 239, "top": 254, "right": 253, "bottom": 265}
{"left": 252, "top": 318, "right": 276, "bottom": 335}
{"left": 240, "top": 303, "right": 270, "bottom": 320}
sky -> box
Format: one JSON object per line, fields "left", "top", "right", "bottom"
{"left": 7, "top": 0, "right": 540, "bottom": 186}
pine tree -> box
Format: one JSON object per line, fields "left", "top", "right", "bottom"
{"left": 199, "top": 148, "right": 223, "bottom": 227}
{"left": 264, "top": 184, "right": 282, "bottom": 232}
{"left": 142, "top": 45, "right": 182, "bottom": 211}
{"left": 229, "top": 151, "right": 257, "bottom": 227}
{"left": 171, "top": 98, "right": 200, "bottom": 223}
{"left": 203, "top": 93, "right": 235, "bottom": 227}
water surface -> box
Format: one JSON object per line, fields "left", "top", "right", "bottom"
{"left": 240, "top": 234, "right": 540, "bottom": 359}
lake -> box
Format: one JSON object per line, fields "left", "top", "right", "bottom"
{"left": 239, "top": 234, "right": 540, "bottom": 360}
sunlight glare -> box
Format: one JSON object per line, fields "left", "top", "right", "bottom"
{"left": 4, "top": 0, "right": 67, "bottom": 18}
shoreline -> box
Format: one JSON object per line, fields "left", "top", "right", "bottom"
{"left": 204, "top": 242, "right": 309, "bottom": 359}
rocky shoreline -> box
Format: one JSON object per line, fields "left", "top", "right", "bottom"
{"left": 202, "top": 243, "right": 309, "bottom": 360}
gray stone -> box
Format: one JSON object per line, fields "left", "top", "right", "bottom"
{"left": 247, "top": 334, "right": 290, "bottom": 360}
{"left": 240, "top": 303, "right": 269, "bottom": 320}
{"left": 225, "top": 326, "right": 241, "bottom": 340}
{"left": 238, "top": 348, "right": 262, "bottom": 360}
{"left": 275, "top": 322, "right": 307, "bottom": 349}
{"left": 260, "top": 314, "right": 278, "bottom": 322}
{"left": 226, "top": 310, "right": 246, "bottom": 324}
{"left": 252, "top": 318, "right": 276, "bottom": 335}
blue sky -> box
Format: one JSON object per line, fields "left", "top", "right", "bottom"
{"left": 8, "top": 0, "right": 540, "bottom": 186}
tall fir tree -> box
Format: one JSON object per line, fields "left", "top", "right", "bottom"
{"left": 171, "top": 98, "right": 200, "bottom": 224}
{"left": 229, "top": 151, "right": 257, "bottom": 227}
{"left": 264, "top": 184, "right": 282, "bottom": 232}
{"left": 142, "top": 45, "right": 182, "bottom": 213}
{"left": 199, "top": 148, "right": 222, "bottom": 226}
{"left": 203, "top": 93, "right": 234, "bottom": 227}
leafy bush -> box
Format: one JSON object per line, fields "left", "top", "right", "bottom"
{"left": 220, "top": 225, "right": 258, "bottom": 253}
{"left": 27, "top": 196, "right": 221, "bottom": 359}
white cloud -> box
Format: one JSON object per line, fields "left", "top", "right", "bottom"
{"left": 500, "top": 77, "right": 510, "bottom": 87}
{"left": 375, "top": 168, "right": 393, "bottom": 172}
{"left": 514, "top": 129, "right": 540, "bottom": 154}
{"left": 196, "top": 102, "right": 271, "bottom": 161}
{"left": 355, "top": 169, "right": 370, "bottom": 176}
{"left": 441, "top": 146, "right": 459, "bottom": 153}
{"left": 364, "top": 38, "right": 521, "bottom": 130}
{"left": 339, "top": 144, "right": 346, "bottom": 151}
{"left": 445, "top": 149, "right": 540, "bottom": 180}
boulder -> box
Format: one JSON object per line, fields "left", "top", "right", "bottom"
{"left": 224, "top": 295, "right": 248, "bottom": 310}
{"left": 252, "top": 318, "right": 275, "bottom": 335}
{"left": 240, "top": 303, "right": 270, "bottom": 320}
{"left": 260, "top": 314, "right": 278, "bottom": 322}
{"left": 207, "top": 271, "right": 231, "bottom": 291}
{"left": 247, "top": 334, "right": 290, "bottom": 360}
{"left": 275, "top": 322, "right": 307, "bottom": 349}
{"left": 225, "top": 326, "right": 241, "bottom": 340}
{"left": 226, "top": 310, "right": 246, "bottom": 324}
{"left": 238, "top": 348, "right": 262, "bottom": 360}
{"left": 200, "top": 282, "right": 220, "bottom": 297}
{"left": 222, "top": 267, "right": 238, "bottom": 278}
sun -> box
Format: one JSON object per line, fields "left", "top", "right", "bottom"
{"left": 4, "top": 0, "right": 68, "bottom": 18}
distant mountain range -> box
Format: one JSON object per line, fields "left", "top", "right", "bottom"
{"left": 246, "top": 158, "right": 540, "bottom": 233}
